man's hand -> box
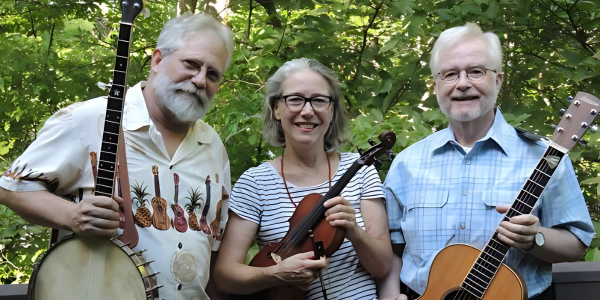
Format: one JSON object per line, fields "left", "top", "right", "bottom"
{"left": 68, "top": 195, "right": 123, "bottom": 237}
{"left": 496, "top": 205, "right": 539, "bottom": 251}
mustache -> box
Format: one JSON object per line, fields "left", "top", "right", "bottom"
{"left": 170, "top": 81, "right": 204, "bottom": 99}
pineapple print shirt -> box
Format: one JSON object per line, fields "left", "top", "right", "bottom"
{"left": 0, "top": 82, "right": 231, "bottom": 300}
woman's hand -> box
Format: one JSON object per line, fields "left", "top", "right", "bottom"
{"left": 324, "top": 196, "right": 359, "bottom": 240}
{"left": 270, "top": 251, "right": 329, "bottom": 289}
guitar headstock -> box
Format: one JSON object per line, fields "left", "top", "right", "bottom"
{"left": 552, "top": 92, "right": 600, "bottom": 150}
{"left": 120, "top": 0, "right": 145, "bottom": 23}
{"left": 174, "top": 173, "right": 179, "bottom": 185}
{"left": 356, "top": 130, "right": 397, "bottom": 167}
{"left": 152, "top": 165, "right": 158, "bottom": 175}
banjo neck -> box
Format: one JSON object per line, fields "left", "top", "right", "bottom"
{"left": 94, "top": 21, "right": 134, "bottom": 199}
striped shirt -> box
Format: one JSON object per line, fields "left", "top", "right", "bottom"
{"left": 230, "top": 152, "right": 384, "bottom": 300}
{"left": 384, "top": 109, "right": 595, "bottom": 298}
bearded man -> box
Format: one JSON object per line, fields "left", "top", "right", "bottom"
{"left": 379, "top": 23, "right": 594, "bottom": 300}
{"left": 0, "top": 14, "right": 234, "bottom": 300}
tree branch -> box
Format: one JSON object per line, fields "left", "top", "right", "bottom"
{"left": 351, "top": 1, "right": 384, "bottom": 82}
{"left": 47, "top": 20, "right": 56, "bottom": 56}
{"left": 27, "top": 6, "right": 36, "bottom": 38}
{"left": 247, "top": 0, "right": 253, "bottom": 38}
{"left": 275, "top": 9, "right": 291, "bottom": 56}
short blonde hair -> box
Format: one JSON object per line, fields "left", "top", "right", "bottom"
{"left": 261, "top": 58, "right": 349, "bottom": 153}
{"left": 430, "top": 23, "right": 503, "bottom": 76}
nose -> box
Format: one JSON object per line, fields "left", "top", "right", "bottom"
{"left": 190, "top": 68, "right": 207, "bottom": 90}
{"left": 300, "top": 100, "right": 315, "bottom": 117}
{"left": 455, "top": 70, "right": 472, "bottom": 92}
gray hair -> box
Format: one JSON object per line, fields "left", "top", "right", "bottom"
{"left": 156, "top": 13, "right": 235, "bottom": 69}
{"left": 430, "top": 23, "right": 503, "bottom": 76}
{"left": 261, "top": 58, "right": 349, "bottom": 153}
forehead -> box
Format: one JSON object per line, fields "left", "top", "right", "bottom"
{"left": 281, "top": 68, "right": 331, "bottom": 95}
{"left": 175, "top": 31, "right": 228, "bottom": 71}
{"left": 438, "top": 38, "right": 490, "bottom": 71}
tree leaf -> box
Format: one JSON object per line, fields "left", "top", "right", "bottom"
{"left": 486, "top": 2, "right": 500, "bottom": 18}
{"left": 581, "top": 176, "right": 600, "bottom": 185}
{"left": 378, "top": 78, "right": 392, "bottom": 93}
{"left": 585, "top": 247, "right": 600, "bottom": 261}
{"left": 371, "top": 108, "right": 384, "bottom": 122}
{"left": 379, "top": 36, "right": 400, "bottom": 54}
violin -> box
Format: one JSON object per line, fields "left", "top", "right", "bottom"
{"left": 231, "top": 130, "right": 396, "bottom": 300}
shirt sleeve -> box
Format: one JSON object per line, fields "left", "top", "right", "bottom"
{"left": 0, "top": 109, "right": 88, "bottom": 196}
{"left": 540, "top": 155, "right": 595, "bottom": 246}
{"left": 360, "top": 165, "right": 385, "bottom": 200}
{"left": 212, "top": 145, "right": 231, "bottom": 251}
{"left": 228, "top": 169, "right": 262, "bottom": 225}
{"left": 384, "top": 159, "right": 406, "bottom": 244}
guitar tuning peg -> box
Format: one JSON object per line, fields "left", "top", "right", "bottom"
{"left": 97, "top": 82, "right": 112, "bottom": 90}
{"left": 579, "top": 139, "right": 588, "bottom": 147}
{"left": 559, "top": 109, "right": 566, "bottom": 116}
{"left": 550, "top": 124, "right": 557, "bottom": 129}
{"left": 368, "top": 139, "right": 376, "bottom": 146}
{"left": 566, "top": 96, "right": 574, "bottom": 102}
{"left": 357, "top": 147, "right": 364, "bottom": 155}
{"left": 141, "top": 7, "right": 150, "bottom": 18}
{"left": 591, "top": 125, "right": 598, "bottom": 133}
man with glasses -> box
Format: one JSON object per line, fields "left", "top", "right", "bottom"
{"left": 0, "top": 14, "right": 234, "bottom": 299}
{"left": 378, "top": 23, "right": 594, "bottom": 300}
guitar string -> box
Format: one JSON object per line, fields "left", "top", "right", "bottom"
{"left": 452, "top": 146, "right": 557, "bottom": 300}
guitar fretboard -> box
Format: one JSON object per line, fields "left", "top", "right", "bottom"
{"left": 460, "top": 145, "right": 565, "bottom": 298}
{"left": 94, "top": 22, "right": 132, "bottom": 198}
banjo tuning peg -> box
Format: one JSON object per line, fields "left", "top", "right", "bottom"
{"left": 559, "top": 109, "right": 566, "bottom": 116}
{"left": 579, "top": 139, "right": 588, "bottom": 147}
{"left": 590, "top": 125, "right": 598, "bottom": 133}
{"left": 566, "top": 96, "right": 574, "bottom": 103}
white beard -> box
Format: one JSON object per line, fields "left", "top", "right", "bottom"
{"left": 153, "top": 72, "right": 211, "bottom": 122}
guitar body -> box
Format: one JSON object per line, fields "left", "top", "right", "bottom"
{"left": 418, "top": 244, "right": 527, "bottom": 300}
{"left": 151, "top": 197, "right": 170, "bottom": 230}
{"left": 231, "top": 193, "right": 345, "bottom": 300}
{"left": 172, "top": 204, "right": 187, "bottom": 232}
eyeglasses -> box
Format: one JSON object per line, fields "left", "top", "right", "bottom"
{"left": 282, "top": 95, "right": 332, "bottom": 112}
{"left": 436, "top": 68, "right": 497, "bottom": 83}
{"left": 164, "top": 50, "right": 224, "bottom": 83}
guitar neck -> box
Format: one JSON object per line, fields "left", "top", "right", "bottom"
{"left": 154, "top": 173, "right": 161, "bottom": 199}
{"left": 461, "top": 144, "right": 566, "bottom": 298}
{"left": 94, "top": 22, "right": 133, "bottom": 198}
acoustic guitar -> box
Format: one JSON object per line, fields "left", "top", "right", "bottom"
{"left": 151, "top": 165, "right": 170, "bottom": 230}
{"left": 416, "top": 92, "right": 600, "bottom": 300}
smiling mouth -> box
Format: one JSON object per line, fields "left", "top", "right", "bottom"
{"left": 452, "top": 95, "right": 480, "bottom": 101}
{"left": 295, "top": 123, "right": 318, "bottom": 129}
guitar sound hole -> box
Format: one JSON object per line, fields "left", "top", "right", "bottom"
{"left": 443, "top": 289, "right": 479, "bottom": 300}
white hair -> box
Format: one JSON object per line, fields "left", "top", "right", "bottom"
{"left": 154, "top": 71, "right": 210, "bottom": 122}
{"left": 429, "top": 23, "right": 503, "bottom": 76}
{"left": 262, "top": 58, "right": 349, "bottom": 153}
{"left": 156, "top": 13, "right": 235, "bottom": 69}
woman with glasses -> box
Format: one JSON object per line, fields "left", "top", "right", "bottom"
{"left": 214, "top": 58, "right": 393, "bottom": 300}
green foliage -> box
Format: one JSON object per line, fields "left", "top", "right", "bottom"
{"left": 1, "top": 0, "right": 600, "bottom": 282}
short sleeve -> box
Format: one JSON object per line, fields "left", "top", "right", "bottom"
{"left": 0, "top": 110, "right": 88, "bottom": 196}
{"left": 540, "top": 155, "right": 595, "bottom": 246}
{"left": 212, "top": 145, "right": 232, "bottom": 251}
{"left": 229, "top": 169, "right": 263, "bottom": 225}
{"left": 383, "top": 159, "right": 406, "bottom": 244}
{"left": 360, "top": 165, "right": 385, "bottom": 200}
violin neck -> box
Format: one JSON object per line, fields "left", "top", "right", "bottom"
{"left": 317, "top": 160, "right": 363, "bottom": 213}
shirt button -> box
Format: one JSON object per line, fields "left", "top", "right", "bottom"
{"left": 466, "top": 160, "right": 471, "bottom": 165}
{"left": 178, "top": 284, "right": 182, "bottom": 290}
{"left": 460, "top": 222, "right": 466, "bottom": 229}
{"left": 463, "top": 190, "right": 468, "bottom": 196}
{"left": 170, "top": 165, "right": 173, "bottom": 169}
{"left": 178, "top": 242, "right": 182, "bottom": 249}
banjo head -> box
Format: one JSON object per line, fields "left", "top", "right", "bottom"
{"left": 31, "top": 236, "right": 156, "bottom": 300}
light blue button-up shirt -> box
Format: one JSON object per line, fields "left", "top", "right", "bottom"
{"left": 384, "top": 109, "right": 595, "bottom": 298}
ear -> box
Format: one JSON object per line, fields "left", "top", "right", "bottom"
{"left": 273, "top": 100, "right": 282, "bottom": 120}
{"left": 495, "top": 72, "right": 504, "bottom": 93}
{"left": 150, "top": 49, "right": 164, "bottom": 73}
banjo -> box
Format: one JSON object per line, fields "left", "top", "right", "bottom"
{"left": 27, "top": 1, "right": 161, "bottom": 299}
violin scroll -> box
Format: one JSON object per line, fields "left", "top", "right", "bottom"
{"left": 378, "top": 130, "right": 396, "bottom": 150}
{"left": 358, "top": 130, "right": 397, "bottom": 167}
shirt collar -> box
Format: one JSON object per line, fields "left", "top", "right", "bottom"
{"left": 430, "top": 108, "right": 516, "bottom": 157}
{"left": 123, "top": 81, "right": 213, "bottom": 144}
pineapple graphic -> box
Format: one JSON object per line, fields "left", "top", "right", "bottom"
{"left": 185, "top": 187, "right": 203, "bottom": 231}
{"left": 132, "top": 181, "right": 152, "bottom": 228}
